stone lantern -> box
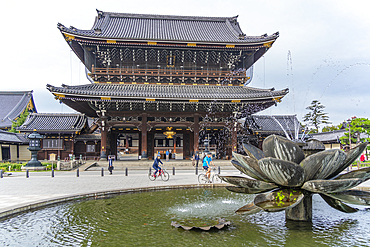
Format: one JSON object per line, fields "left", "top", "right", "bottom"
{"left": 24, "top": 131, "right": 44, "bottom": 169}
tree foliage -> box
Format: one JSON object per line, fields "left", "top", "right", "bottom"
{"left": 322, "top": 123, "right": 342, "bottom": 132}
{"left": 303, "top": 100, "right": 331, "bottom": 132}
{"left": 339, "top": 117, "right": 370, "bottom": 145}
{"left": 8, "top": 110, "right": 29, "bottom": 133}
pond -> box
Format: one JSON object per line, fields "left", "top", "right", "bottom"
{"left": 0, "top": 188, "right": 369, "bottom": 246}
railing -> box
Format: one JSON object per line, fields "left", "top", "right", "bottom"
{"left": 90, "top": 66, "right": 249, "bottom": 85}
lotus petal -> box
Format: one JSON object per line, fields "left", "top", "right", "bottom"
{"left": 242, "top": 143, "right": 265, "bottom": 160}
{"left": 301, "top": 178, "right": 364, "bottom": 193}
{"left": 300, "top": 149, "right": 346, "bottom": 180}
{"left": 258, "top": 157, "right": 305, "bottom": 187}
{"left": 320, "top": 194, "right": 358, "bottom": 213}
{"left": 231, "top": 160, "right": 261, "bottom": 181}
{"left": 262, "top": 135, "right": 305, "bottom": 164}
{"left": 254, "top": 189, "right": 304, "bottom": 212}
{"left": 220, "top": 176, "right": 278, "bottom": 194}
{"left": 324, "top": 190, "right": 370, "bottom": 206}
{"left": 334, "top": 167, "right": 370, "bottom": 181}
{"left": 326, "top": 142, "right": 368, "bottom": 179}
{"left": 232, "top": 152, "right": 271, "bottom": 181}
{"left": 236, "top": 202, "right": 262, "bottom": 215}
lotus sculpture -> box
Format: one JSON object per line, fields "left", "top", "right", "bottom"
{"left": 220, "top": 135, "right": 370, "bottom": 221}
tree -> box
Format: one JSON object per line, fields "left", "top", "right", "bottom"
{"left": 340, "top": 117, "right": 370, "bottom": 146}
{"left": 303, "top": 100, "right": 331, "bottom": 132}
{"left": 8, "top": 110, "right": 29, "bottom": 133}
{"left": 322, "top": 123, "right": 342, "bottom": 132}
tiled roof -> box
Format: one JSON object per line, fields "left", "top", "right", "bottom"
{"left": 308, "top": 129, "right": 369, "bottom": 143}
{"left": 46, "top": 83, "right": 288, "bottom": 101}
{"left": 0, "top": 130, "right": 28, "bottom": 144}
{"left": 75, "top": 134, "right": 101, "bottom": 141}
{"left": 57, "top": 10, "right": 279, "bottom": 44}
{"left": 17, "top": 113, "right": 87, "bottom": 134}
{"left": 308, "top": 130, "right": 345, "bottom": 143}
{"left": 0, "top": 91, "right": 35, "bottom": 129}
{"left": 243, "top": 115, "right": 301, "bottom": 133}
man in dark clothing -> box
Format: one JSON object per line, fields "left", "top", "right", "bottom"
{"left": 152, "top": 154, "right": 163, "bottom": 177}
{"left": 195, "top": 152, "right": 200, "bottom": 168}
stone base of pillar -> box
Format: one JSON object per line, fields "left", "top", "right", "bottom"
{"left": 100, "top": 151, "right": 107, "bottom": 160}
{"left": 285, "top": 192, "right": 312, "bottom": 222}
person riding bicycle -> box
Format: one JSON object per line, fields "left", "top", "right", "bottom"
{"left": 152, "top": 154, "right": 163, "bottom": 177}
{"left": 202, "top": 152, "right": 215, "bottom": 181}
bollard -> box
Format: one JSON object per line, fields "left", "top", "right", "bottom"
{"left": 0, "top": 170, "right": 3, "bottom": 178}
{"left": 149, "top": 167, "right": 151, "bottom": 174}
{"left": 51, "top": 168, "right": 54, "bottom": 178}
{"left": 173, "top": 167, "right": 175, "bottom": 175}
{"left": 101, "top": 168, "right": 104, "bottom": 177}
{"left": 218, "top": 166, "right": 221, "bottom": 174}
{"left": 195, "top": 166, "right": 198, "bottom": 175}
{"left": 77, "top": 168, "right": 79, "bottom": 177}
{"left": 26, "top": 169, "right": 29, "bottom": 178}
{"left": 125, "top": 167, "right": 128, "bottom": 176}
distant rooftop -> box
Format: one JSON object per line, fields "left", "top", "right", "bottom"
{"left": 17, "top": 113, "right": 87, "bottom": 134}
{"left": 0, "top": 91, "right": 36, "bottom": 129}
{"left": 0, "top": 130, "right": 29, "bottom": 144}
{"left": 242, "top": 115, "right": 301, "bottom": 134}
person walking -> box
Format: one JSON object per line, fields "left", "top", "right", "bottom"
{"left": 108, "top": 156, "right": 114, "bottom": 175}
{"left": 195, "top": 152, "right": 200, "bottom": 168}
{"left": 166, "top": 150, "right": 169, "bottom": 162}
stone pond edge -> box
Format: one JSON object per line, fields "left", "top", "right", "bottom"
{"left": 0, "top": 183, "right": 229, "bottom": 220}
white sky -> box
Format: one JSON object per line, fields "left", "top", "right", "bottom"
{"left": 1, "top": 0, "right": 370, "bottom": 128}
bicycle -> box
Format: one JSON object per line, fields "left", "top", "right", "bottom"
{"left": 198, "top": 167, "right": 222, "bottom": 184}
{"left": 149, "top": 167, "right": 170, "bottom": 181}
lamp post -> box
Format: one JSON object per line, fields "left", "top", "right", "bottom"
{"left": 24, "top": 131, "right": 44, "bottom": 170}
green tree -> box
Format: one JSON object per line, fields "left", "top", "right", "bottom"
{"left": 8, "top": 110, "right": 29, "bottom": 133}
{"left": 322, "top": 123, "right": 342, "bottom": 132}
{"left": 339, "top": 117, "right": 370, "bottom": 145}
{"left": 303, "top": 100, "right": 331, "bottom": 132}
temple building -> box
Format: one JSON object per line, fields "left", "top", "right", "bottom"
{"left": 47, "top": 10, "right": 288, "bottom": 160}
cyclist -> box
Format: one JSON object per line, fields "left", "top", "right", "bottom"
{"left": 202, "top": 152, "right": 215, "bottom": 181}
{"left": 152, "top": 154, "right": 163, "bottom": 177}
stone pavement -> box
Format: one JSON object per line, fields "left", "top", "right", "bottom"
{"left": 1, "top": 166, "right": 369, "bottom": 219}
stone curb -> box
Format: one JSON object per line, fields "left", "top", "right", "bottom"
{"left": 0, "top": 183, "right": 228, "bottom": 220}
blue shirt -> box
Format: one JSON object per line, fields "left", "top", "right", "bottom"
{"left": 203, "top": 156, "right": 212, "bottom": 167}
{"left": 153, "top": 157, "right": 163, "bottom": 167}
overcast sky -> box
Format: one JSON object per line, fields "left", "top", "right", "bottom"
{"left": 1, "top": 0, "right": 369, "bottom": 128}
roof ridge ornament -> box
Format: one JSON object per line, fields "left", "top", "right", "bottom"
{"left": 97, "top": 9, "right": 104, "bottom": 19}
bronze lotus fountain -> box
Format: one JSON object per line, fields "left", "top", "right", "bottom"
{"left": 220, "top": 135, "right": 370, "bottom": 221}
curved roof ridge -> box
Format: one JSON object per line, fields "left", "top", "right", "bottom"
{"left": 97, "top": 9, "right": 237, "bottom": 22}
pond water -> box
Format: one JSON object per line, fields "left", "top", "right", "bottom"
{"left": 0, "top": 188, "right": 369, "bottom": 246}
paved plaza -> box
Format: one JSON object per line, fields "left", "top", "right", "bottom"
{"left": 1, "top": 162, "right": 369, "bottom": 219}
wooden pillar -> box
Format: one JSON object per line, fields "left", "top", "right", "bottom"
{"left": 193, "top": 114, "right": 199, "bottom": 154}
{"left": 100, "top": 117, "right": 108, "bottom": 160}
{"left": 141, "top": 113, "right": 148, "bottom": 159}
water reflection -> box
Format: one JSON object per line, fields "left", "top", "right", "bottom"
{"left": 0, "top": 189, "right": 369, "bottom": 246}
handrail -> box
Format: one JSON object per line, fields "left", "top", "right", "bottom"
{"left": 91, "top": 67, "right": 246, "bottom": 79}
